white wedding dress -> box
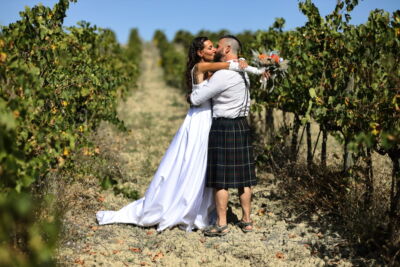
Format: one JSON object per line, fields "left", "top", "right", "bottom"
{"left": 96, "top": 79, "right": 215, "bottom": 232}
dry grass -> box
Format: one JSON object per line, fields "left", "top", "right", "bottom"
{"left": 251, "top": 107, "right": 398, "bottom": 265}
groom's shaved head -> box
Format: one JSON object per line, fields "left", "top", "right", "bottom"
{"left": 219, "top": 35, "right": 242, "bottom": 55}
{"left": 214, "top": 34, "right": 242, "bottom": 61}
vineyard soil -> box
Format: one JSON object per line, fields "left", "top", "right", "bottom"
{"left": 56, "top": 43, "right": 377, "bottom": 266}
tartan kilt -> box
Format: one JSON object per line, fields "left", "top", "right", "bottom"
{"left": 206, "top": 117, "right": 257, "bottom": 189}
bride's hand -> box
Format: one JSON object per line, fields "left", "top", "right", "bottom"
{"left": 238, "top": 58, "right": 248, "bottom": 69}
{"left": 263, "top": 70, "right": 271, "bottom": 80}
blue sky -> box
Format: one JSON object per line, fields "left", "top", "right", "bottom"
{"left": 1, "top": 0, "right": 399, "bottom": 44}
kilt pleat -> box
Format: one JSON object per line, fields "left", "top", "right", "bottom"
{"left": 206, "top": 117, "right": 257, "bottom": 188}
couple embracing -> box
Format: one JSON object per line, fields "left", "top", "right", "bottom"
{"left": 96, "top": 35, "right": 269, "bottom": 236}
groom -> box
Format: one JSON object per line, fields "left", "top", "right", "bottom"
{"left": 190, "top": 35, "right": 260, "bottom": 236}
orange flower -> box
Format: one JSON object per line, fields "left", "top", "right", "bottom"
{"left": 258, "top": 53, "right": 267, "bottom": 60}
{"left": 271, "top": 54, "right": 280, "bottom": 63}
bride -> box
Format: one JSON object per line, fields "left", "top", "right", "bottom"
{"left": 96, "top": 36, "right": 265, "bottom": 232}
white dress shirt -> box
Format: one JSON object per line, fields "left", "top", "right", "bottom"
{"left": 190, "top": 67, "right": 251, "bottom": 118}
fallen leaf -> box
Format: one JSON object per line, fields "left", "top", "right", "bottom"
{"left": 146, "top": 231, "right": 153, "bottom": 236}
{"left": 88, "top": 251, "right": 96, "bottom": 255}
{"left": 90, "top": 226, "right": 99, "bottom": 231}
{"left": 116, "top": 239, "right": 124, "bottom": 244}
{"left": 275, "top": 252, "right": 285, "bottom": 259}
{"left": 140, "top": 262, "right": 148, "bottom": 266}
{"left": 328, "top": 260, "right": 341, "bottom": 265}
{"left": 74, "top": 258, "right": 85, "bottom": 265}
{"left": 288, "top": 234, "right": 297, "bottom": 238}
{"left": 129, "top": 247, "right": 141, "bottom": 253}
{"left": 97, "top": 196, "right": 105, "bottom": 202}
{"left": 316, "top": 232, "right": 324, "bottom": 239}
{"left": 152, "top": 252, "right": 164, "bottom": 262}
{"left": 257, "top": 208, "right": 266, "bottom": 216}
{"left": 112, "top": 250, "right": 120, "bottom": 254}
{"left": 199, "top": 238, "right": 206, "bottom": 243}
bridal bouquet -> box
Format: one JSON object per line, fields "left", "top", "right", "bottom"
{"left": 251, "top": 49, "right": 289, "bottom": 92}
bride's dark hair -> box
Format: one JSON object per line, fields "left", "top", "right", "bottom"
{"left": 185, "top": 36, "right": 209, "bottom": 96}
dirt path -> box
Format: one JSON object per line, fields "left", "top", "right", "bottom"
{"left": 56, "top": 43, "right": 366, "bottom": 266}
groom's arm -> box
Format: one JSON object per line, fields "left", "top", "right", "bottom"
{"left": 190, "top": 70, "right": 237, "bottom": 106}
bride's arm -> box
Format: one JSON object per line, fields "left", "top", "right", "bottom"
{"left": 197, "top": 61, "right": 265, "bottom": 75}
{"left": 196, "top": 62, "right": 231, "bottom": 73}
